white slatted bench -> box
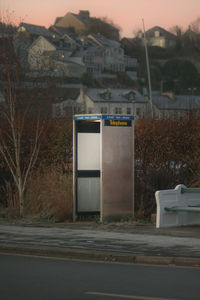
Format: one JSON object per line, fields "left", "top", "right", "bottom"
{"left": 156, "top": 185, "right": 200, "bottom": 228}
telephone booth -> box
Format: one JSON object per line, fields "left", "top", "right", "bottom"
{"left": 73, "top": 114, "right": 134, "bottom": 222}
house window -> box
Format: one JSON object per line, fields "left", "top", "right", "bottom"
{"left": 159, "top": 39, "right": 165, "bottom": 47}
{"left": 115, "top": 107, "right": 122, "bottom": 114}
{"left": 155, "top": 31, "right": 160, "bottom": 37}
{"left": 127, "top": 107, "right": 131, "bottom": 114}
{"left": 136, "top": 108, "right": 140, "bottom": 116}
{"left": 101, "top": 107, "right": 107, "bottom": 114}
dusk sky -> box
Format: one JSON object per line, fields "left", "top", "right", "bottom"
{"left": 1, "top": 0, "right": 200, "bottom": 37}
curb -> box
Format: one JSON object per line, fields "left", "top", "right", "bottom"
{"left": 0, "top": 244, "right": 200, "bottom": 267}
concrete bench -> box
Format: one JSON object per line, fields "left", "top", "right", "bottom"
{"left": 156, "top": 184, "right": 200, "bottom": 228}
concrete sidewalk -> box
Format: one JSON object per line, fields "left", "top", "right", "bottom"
{"left": 0, "top": 221, "right": 200, "bottom": 266}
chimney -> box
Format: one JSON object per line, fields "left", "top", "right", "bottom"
{"left": 79, "top": 10, "right": 90, "bottom": 19}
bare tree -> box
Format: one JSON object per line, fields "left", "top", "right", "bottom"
{"left": 0, "top": 67, "right": 48, "bottom": 216}
{"left": 0, "top": 15, "right": 49, "bottom": 216}
{"left": 169, "top": 25, "right": 183, "bottom": 37}
{"left": 88, "top": 16, "right": 121, "bottom": 40}
{"left": 190, "top": 17, "right": 200, "bottom": 33}
{"left": 132, "top": 27, "right": 143, "bottom": 38}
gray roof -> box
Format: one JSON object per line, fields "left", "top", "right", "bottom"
{"left": 85, "top": 88, "right": 147, "bottom": 103}
{"left": 152, "top": 94, "right": 200, "bottom": 110}
{"left": 76, "top": 36, "right": 97, "bottom": 47}
{"left": 49, "top": 26, "right": 76, "bottom": 38}
{"left": 19, "top": 23, "right": 53, "bottom": 38}
{"left": 88, "top": 33, "right": 120, "bottom": 47}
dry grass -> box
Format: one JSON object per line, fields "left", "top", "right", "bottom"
{"left": 25, "top": 166, "right": 73, "bottom": 222}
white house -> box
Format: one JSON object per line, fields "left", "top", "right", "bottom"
{"left": 27, "top": 35, "right": 86, "bottom": 77}
{"left": 27, "top": 36, "right": 56, "bottom": 70}
{"left": 87, "top": 34, "right": 125, "bottom": 72}
{"left": 76, "top": 87, "right": 148, "bottom": 117}
{"left": 137, "top": 26, "right": 177, "bottom": 48}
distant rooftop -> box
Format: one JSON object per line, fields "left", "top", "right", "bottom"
{"left": 18, "top": 23, "right": 53, "bottom": 38}
{"left": 88, "top": 33, "right": 120, "bottom": 47}
{"left": 145, "top": 26, "right": 177, "bottom": 39}
{"left": 84, "top": 88, "right": 147, "bottom": 103}
{"left": 153, "top": 94, "right": 200, "bottom": 110}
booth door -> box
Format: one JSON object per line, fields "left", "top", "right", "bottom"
{"left": 77, "top": 130, "right": 100, "bottom": 213}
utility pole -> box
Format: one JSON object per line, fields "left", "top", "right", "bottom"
{"left": 142, "top": 19, "right": 153, "bottom": 118}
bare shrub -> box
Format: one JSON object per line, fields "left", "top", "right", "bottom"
{"left": 25, "top": 166, "right": 73, "bottom": 222}
{"left": 0, "top": 181, "right": 19, "bottom": 217}
{"left": 134, "top": 114, "right": 200, "bottom": 218}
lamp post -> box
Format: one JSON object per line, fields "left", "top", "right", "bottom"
{"left": 142, "top": 19, "right": 153, "bottom": 118}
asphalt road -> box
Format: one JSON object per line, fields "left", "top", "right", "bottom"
{"left": 0, "top": 254, "right": 200, "bottom": 300}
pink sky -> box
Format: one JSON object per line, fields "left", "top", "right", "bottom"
{"left": 1, "top": 0, "right": 200, "bottom": 37}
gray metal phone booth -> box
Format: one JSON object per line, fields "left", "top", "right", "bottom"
{"left": 73, "top": 114, "right": 134, "bottom": 222}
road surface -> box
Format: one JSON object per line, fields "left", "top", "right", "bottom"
{"left": 0, "top": 254, "right": 200, "bottom": 300}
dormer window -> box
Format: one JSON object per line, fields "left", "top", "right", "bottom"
{"left": 129, "top": 92, "right": 135, "bottom": 100}
{"left": 123, "top": 91, "right": 136, "bottom": 101}
{"left": 155, "top": 31, "right": 160, "bottom": 37}
{"left": 99, "top": 89, "right": 111, "bottom": 100}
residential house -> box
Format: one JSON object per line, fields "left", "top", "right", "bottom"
{"left": 76, "top": 87, "right": 148, "bottom": 117}
{"left": 85, "top": 34, "right": 125, "bottom": 73}
{"left": 73, "top": 47, "right": 105, "bottom": 73}
{"left": 17, "top": 23, "right": 54, "bottom": 40}
{"left": 137, "top": 26, "right": 177, "bottom": 48}
{"left": 54, "top": 10, "right": 120, "bottom": 40}
{"left": 15, "top": 23, "right": 56, "bottom": 69}
{"left": 27, "top": 35, "right": 86, "bottom": 77}
{"left": 48, "top": 26, "right": 77, "bottom": 50}
{"left": 27, "top": 36, "right": 56, "bottom": 70}
{"left": 146, "top": 26, "right": 177, "bottom": 48}
{"left": 152, "top": 92, "right": 200, "bottom": 119}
